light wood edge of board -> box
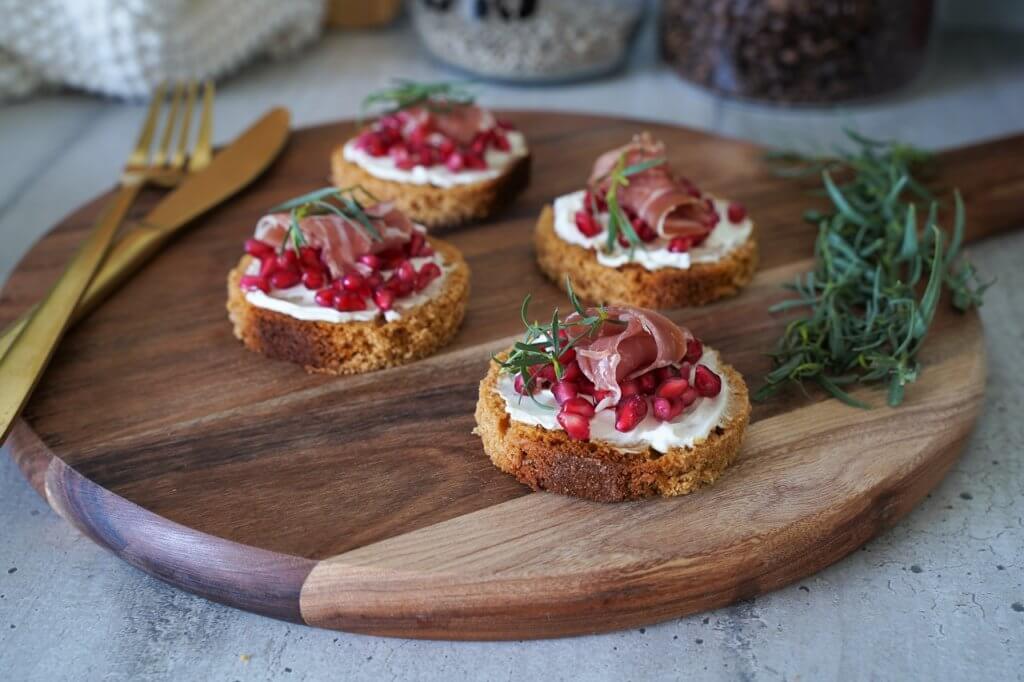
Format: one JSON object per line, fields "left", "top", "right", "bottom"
{"left": 6, "top": 311, "right": 984, "bottom": 639}
{"left": 296, "top": 317, "right": 985, "bottom": 639}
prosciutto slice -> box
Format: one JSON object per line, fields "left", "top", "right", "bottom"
{"left": 403, "top": 104, "right": 496, "bottom": 146}
{"left": 588, "top": 133, "right": 714, "bottom": 240}
{"left": 255, "top": 201, "right": 415, "bottom": 278}
{"left": 568, "top": 306, "right": 692, "bottom": 408}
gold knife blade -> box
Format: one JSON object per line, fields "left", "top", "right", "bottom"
{"left": 0, "top": 107, "right": 291, "bottom": 442}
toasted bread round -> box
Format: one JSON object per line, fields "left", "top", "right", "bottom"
{"left": 534, "top": 205, "right": 758, "bottom": 308}
{"left": 474, "top": 350, "right": 750, "bottom": 502}
{"left": 331, "top": 143, "right": 531, "bottom": 230}
{"left": 227, "top": 239, "right": 470, "bottom": 375}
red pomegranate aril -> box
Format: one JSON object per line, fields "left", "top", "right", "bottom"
{"left": 239, "top": 275, "right": 269, "bottom": 293}
{"left": 557, "top": 410, "right": 591, "bottom": 441}
{"left": 244, "top": 238, "right": 274, "bottom": 259}
{"left": 574, "top": 210, "right": 601, "bottom": 237}
{"left": 301, "top": 270, "right": 324, "bottom": 290}
{"left": 668, "top": 236, "right": 693, "bottom": 253}
{"left": 470, "top": 133, "right": 488, "bottom": 156}
{"left": 619, "top": 379, "right": 641, "bottom": 397}
{"left": 561, "top": 396, "right": 596, "bottom": 418}
{"left": 493, "top": 132, "right": 511, "bottom": 151}
{"left": 341, "top": 272, "right": 365, "bottom": 292}
{"left": 372, "top": 287, "right": 395, "bottom": 311}
{"left": 680, "top": 387, "right": 699, "bottom": 406}
{"left": 531, "top": 364, "right": 556, "bottom": 385}
{"left": 638, "top": 371, "right": 658, "bottom": 394}
{"left": 259, "top": 257, "right": 278, "bottom": 279}
{"left": 396, "top": 260, "right": 417, "bottom": 284}
{"left": 654, "top": 365, "right": 680, "bottom": 382}
{"left": 694, "top": 364, "right": 723, "bottom": 398}
{"left": 561, "top": 359, "right": 582, "bottom": 383}
{"left": 594, "top": 389, "right": 614, "bottom": 404}
{"left": 314, "top": 288, "right": 336, "bottom": 307}
{"left": 418, "top": 261, "right": 442, "bottom": 282}
{"left": 276, "top": 250, "right": 299, "bottom": 272}
{"left": 617, "top": 231, "right": 631, "bottom": 248}
{"left": 269, "top": 270, "right": 300, "bottom": 289}
{"left": 407, "top": 231, "right": 426, "bottom": 257}
{"left": 464, "top": 152, "right": 487, "bottom": 170}
{"left": 558, "top": 347, "right": 576, "bottom": 366}
{"left": 705, "top": 210, "right": 721, "bottom": 229}
{"left": 358, "top": 253, "right": 382, "bottom": 271}
{"left": 653, "top": 397, "right": 684, "bottom": 422}
{"left": 335, "top": 292, "right": 367, "bottom": 312}
{"left": 446, "top": 151, "right": 465, "bottom": 172}
{"left": 437, "top": 137, "right": 456, "bottom": 157}
{"left": 727, "top": 202, "right": 747, "bottom": 223}
{"left": 656, "top": 377, "right": 689, "bottom": 399}
{"left": 514, "top": 373, "right": 534, "bottom": 395}
{"left": 366, "top": 136, "right": 386, "bottom": 157}
{"left": 615, "top": 395, "right": 648, "bottom": 433}
{"left": 576, "top": 377, "right": 596, "bottom": 395}
{"left": 299, "top": 246, "right": 321, "bottom": 269}
{"left": 633, "top": 217, "right": 657, "bottom": 243}
{"left": 552, "top": 380, "right": 578, "bottom": 405}
{"left": 685, "top": 337, "right": 703, "bottom": 363}
{"left": 365, "top": 272, "right": 383, "bottom": 290}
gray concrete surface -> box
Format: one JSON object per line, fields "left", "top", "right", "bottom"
{"left": 1, "top": 17, "right": 1023, "bottom": 682}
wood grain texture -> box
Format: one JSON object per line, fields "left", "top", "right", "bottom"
{"left": 1, "top": 112, "right": 1019, "bottom": 639}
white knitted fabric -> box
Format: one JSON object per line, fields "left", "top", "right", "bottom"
{"left": 0, "top": 0, "right": 325, "bottom": 100}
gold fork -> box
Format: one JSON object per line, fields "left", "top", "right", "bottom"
{"left": 0, "top": 80, "right": 214, "bottom": 442}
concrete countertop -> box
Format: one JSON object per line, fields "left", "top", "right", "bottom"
{"left": 0, "top": 19, "right": 1022, "bottom": 682}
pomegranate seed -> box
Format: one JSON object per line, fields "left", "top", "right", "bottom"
{"left": 656, "top": 377, "right": 689, "bottom": 399}
{"left": 372, "top": 287, "right": 395, "bottom": 311}
{"left": 335, "top": 292, "right": 367, "bottom": 312}
{"left": 619, "top": 379, "right": 641, "bottom": 397}
{"left": 727, "top": 202, "right": 747, "bottom": 223}
{"left": 244, "top": 239, "right": 274, "bottom": 259}
{"left": 680, "top": 387, "right": 699, "bottom": 406}
{"left": 276, "top": 250, "right": 299, "bottom": 272}
{"left": 635, "top": 220, "right": 658, "bottom": 243}
{"left": 638, "top": 372, "right": 658, "bottom": 394}
{"left": 492, "top": 132, "right": 511, "bottom": 151}
{"left": 395, "top": 156, "right": 417, "bottom": 171}
{"left": 239, "top": 275, "right": 269, "bottom": 293}
{"left": 705, "top": 210, "right": 721, "bottom": 229}
{"left": 514, "top": 373, "right": 534, "bottom": 395}
{"left": 446, "top": 152, "right": 465, "bottom": 172}
{"left": 685, "top": 338, "right": 703, "bottom": 363}
{"left": 302, "top": 270, "right": 324, "bottom": 290}
{"left": 396, "top": 260, "right": 416, "bottom": 284}
{"left": 558, "top": 347, "right": 576, "bottom": 365}
{"left": 668, "top": 236, "right": 694, "bottom": 253}
{"left": 594, "top": 193, "right": 608, "bottom": 212}
{"left": 358, "top": 254, "right": 382, "bottom": 271}
{"left": 386, "top": 274, "right": 414, "bottom": 297}
{"left": 341, "top": 272, "right": 365, "bottom": 292}
{"left": 557, "top": 411, "right": 591, "bottom": 441}
{"left": 366, "top": 136, "right": 386, "bottom": 157}
{"left": 561, "top": 396, "right": 596, "bottom": 418}
{"left": 437, "top": 138, "right": 456, "bottom": 157}
{"left": 654, "top": 365, "right": 679, "bottom": 382}
{"left": 617, "top": 231, "right": 631, "bottom": 248}
{"left": 269, "top": 270, "right": 300, "bottom": 289}
{"left": 615, "top": 395, "right": 648, "bottom": 433}
{"left": 470, "top": 133, "right": 488, "bottom": 156}
{"left": 552, "top": 381, "right": 578, "bottom": 405}
{"left": 407, "top": 231, "right": 426, "bottom": 257}
{"left": 314, "top": 288, "right": 336, "bottom": 307}
{"left": 576, "top": 377, "right": 596, "bottom": 395}
{"left": 259, "top": 257, "right": 278, "bottom": 279}
{"left": 416, "top": 262, "right": 442, "bottom": 290}
{"left": 561, "top": 359, "right": 582, "bottom": 383}
{"left": 653, "top": 397, "right": 684, "bottom": 422}
{"left": 574, "top": 210, "right": 601, "bottom": 238}
{"left": 694, "top": 364, "right": 723, "bottom": 398}
{"left": 594, "top": 389, "right": 614, "bottom": 404}
{"left": 531, "top": 364, "right": 556, "bottom": 386}
{"left": 299, "top": 246, "right": 321, "bottom": 269}
{"left": 408, "top": 123, "right": 431, "bottom": 146}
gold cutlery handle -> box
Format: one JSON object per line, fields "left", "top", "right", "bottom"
{"left": 0, "top": 183, "right": 143, "bottom": 442}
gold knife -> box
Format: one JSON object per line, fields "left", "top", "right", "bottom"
{"left": 0, "top": 107, "right": 291, "bottom": 443}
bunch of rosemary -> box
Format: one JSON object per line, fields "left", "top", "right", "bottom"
{"left": 361, "top": 80, "right": 475, "bottom": 117}
{"left": 495, "top": 279, "right": 622, "bottom": 403}
{"left": 756, "top": 130, "right": 990, "bottom": 408}
{"left": 269, "top": 185, "right": 382, "bottom": 251}
{"left": 595, "top": 154, "right": 665, "bottom": 255}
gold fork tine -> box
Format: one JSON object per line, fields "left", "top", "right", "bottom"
{"left": 170, "top": 81, "right": 198, "bottom": 170}
{"left": 127, "top": 82, "right": 166, "bottom": 167}
{"left": 189, "top": 80, "right": 215, "bottom": 172}
{"left": 153, "top": 82, "right": 185, "bottom": 167}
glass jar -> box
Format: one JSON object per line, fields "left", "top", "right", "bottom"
{"left": 410, "top": 0, "right": 647, "bottom": 83}
{"left": 660, "top": 0, "right": 935, "bottom": 104}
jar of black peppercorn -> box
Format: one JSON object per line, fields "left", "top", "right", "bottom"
{"left": 660, "top": 0, "right": 935, "bottom": 104}
{"left": 411, "top": 0, "right": 647, "bottom": 83}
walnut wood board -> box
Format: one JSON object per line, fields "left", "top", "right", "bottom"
{"left": 4, "top": 113, "right": 1023, "bottom": 640}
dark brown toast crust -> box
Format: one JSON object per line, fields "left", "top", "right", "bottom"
{"left": 331, "top": 143, "right": 531, "bottom": 230}
{"left": 534, "top": 205, "right": 759, "bottom": 308}
{"left": 474, "top": 349, "right": 751, "bottom": 502}
{"left": 227, "top": 239, "right": 470, "bottom": 375}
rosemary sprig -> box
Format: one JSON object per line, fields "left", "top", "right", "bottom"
{"left": 756, "top": 130, "right": 992, "bottom": 408}
{"left": 494, "top": 279, "right": 623, "bottom": 407}
{"left": 602, "top": 155, "right": 665, "bottom": 255}
{"left": 270, "top": 186, "right": 382, "bottom": 248}
{"left": 361, "top": 79, "right": 476, "bottom": 118}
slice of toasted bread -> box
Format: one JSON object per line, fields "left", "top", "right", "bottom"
{"left": 331, "top": 143, "right": 531, "bottom": 230}
{"left": 227, "top": 239, "right": 470, "bottom": 375}
{"left": 534, "top": 205, "right": 758, "bottom": 308}
{"left": 474, "top": 350, "right": 750, "bottom": 502}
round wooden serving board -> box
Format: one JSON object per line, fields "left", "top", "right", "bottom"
{"left": 4, "top": 113, "right": 1023, "bottom": 640}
